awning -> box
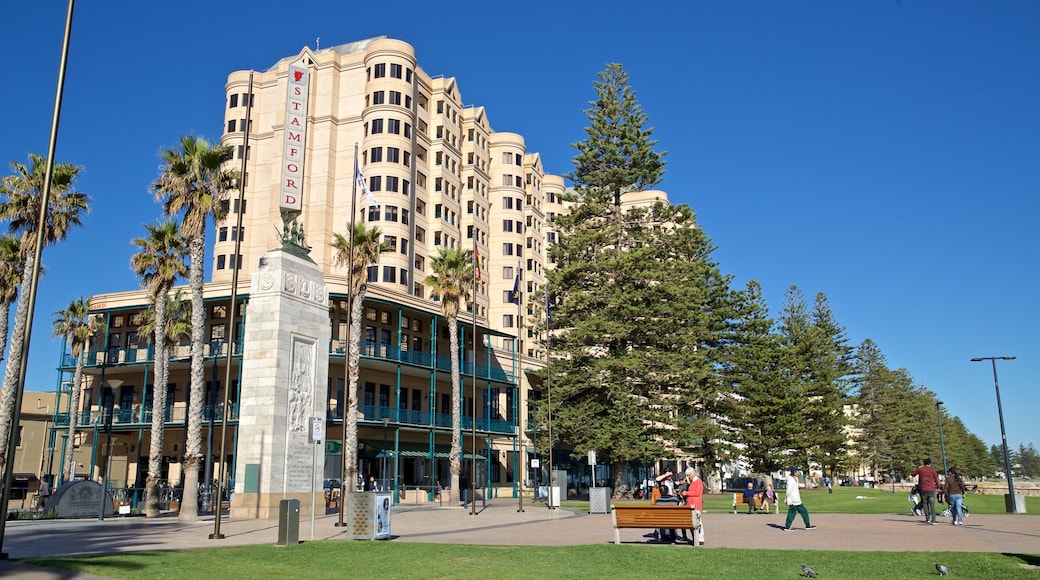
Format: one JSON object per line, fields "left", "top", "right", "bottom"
{"left": 12, "top": 473, "right": 38, "bottom": 485}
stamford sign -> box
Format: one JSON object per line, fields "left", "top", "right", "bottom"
{"left": 280, "top": 62, "right": 310, "bottom": 213}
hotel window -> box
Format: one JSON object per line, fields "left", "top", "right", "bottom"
{"left": 415, "top": 199, "right": 424, "bottom": 214}
{"left": 389, "top": 91, "right": 401, "bottom": 105}
{"left": 372, "top": 91, "right": 385, "bottom": 105}
{"left": 434, "top": 231, "right": 442, "bottom": 246}
{"left": 515, "top": 244, "right": 523, "bottom": 256}
{"left": 367, "top": 266, "right": 378, "bottom": 282}
{"left": 503, "top": 266, "right": 514, "bottom": 279}
{"left": 435, "top": 152, "right": 442, "bottom": 166}
{"left": 374, "top": 63, "right": 386, "bottom": 78}
{"left": 399, "top": 268, "right": 408, "bottom": 286}
{"left": 468, "top": 129, "right": 474, "bottom": 141}
{"left": 502, "top": 220, "right": 513, "bottom": 232}
{"left": 388, "top": 118, "right": 401, "bottom": 134}
{"left": 434, "top": 177, "right": 442, "bottom": 192}
{"left": 226, "top": 119, "right": 236, "bottom": 133}
{"left": 390, "top": 63, "right": 402, "bottom": 78}
{"left": 501, "top": 174, "right": 512, "bottom": 187}
{"left": 503, "top": 197, "right": 513, "bottom": 210}
{"left": 503, "top": 243, "right": 514, "bottom": 256}
{"left": 402, "top": 208, "right": 409, "bottom": 225}
{"left": 401, "top": 239, "right": 409, "bottom": 255}
{"left": 415, "top": 227, "right": 425, "bottom": 243}
{"left": 436, "top": 100, "right": 443, "bottom": 114}
{"left": 403, "top": 151, "right": 410, "bottom": 167}
{"left": 404, "top": 180, "right": 411, "bottom": 196}
{"left": 515, "top": 153, "right": 522, "bottom": 165}
{"left": 232, "top": 198, "right": 247, "bottom": 213}
{"left": 229, "top": 94, "right": 238, "bottom": 108}
{"left": 384, "top": 236, "right": 397, "bottom": 252}
{"left": 369, "top": 147, "right": 383, "bottom": 163}
{"left": 502, "top": 314, "right": 514, "bottom": 328}
{"left": 383, "top": 266, "right": 396, "bottom": 283}
{"left": 502, "top": 152, "right": 512, "bottom": 164}
{"left": 216, "top": 255, "right": 226, "bottom": 270}
{"left": 515, "top": 221, "right": 523, "bottom": 233}
{"left": 434, "top": 204, "right": 442, "bottom": 218}
{"left": 387, "top": 147, "right": 400, "bottom": 163}
{"left": 369, "top": 175, "right": 382, "bottom": 191}
{"left": 404, "top": 123, "right": 411, "bottom": 138}
{"left": 235, "top": 145, "right": 250, "bottom": 160}
{"left": 405, "top": 95, "right": 412, "bottom": 109}
{"left": 386, "top": 176, "right": 399, "bottom": 192}
{"left": 367, "top": 207, "right": 380, "bottom": 221}
{"left": 436, "top": 126, "right": 443, "bottom": 139}
{"left": 467, "top": 176, "right": 474, "bottom": 190}
{"left": 219, "top": 227, "right": 228, "bottom": 242}
{"left": 371, "top": 119, "right": 383, "bottom": 134}
{"left": 406, "top": 68, "right": 412, "bottom": 83}
{"left": 516, "top": 176, "right": 523, "bottom": 187}
{"left": 384, "top": 206, "right": 398, "bottom": 222}
{"left": 210, "top": 323, "right": 226, "bottom": 341}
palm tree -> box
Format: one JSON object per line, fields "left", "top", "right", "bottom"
{"left": 0, "top": 153, "right": 89, "bottom": 465}
{"left": 331, "top": 222, "right": 387, "bottom": 491}
{"left": 51, "top": 298, "right": 99, "bottom": 485}
{"left": 423, "top": 247, "right": 474, "bottom": 505}
{"left": 0, "top": 236, "right": 22, "bottom": 366}
{"left": 151, "top": 135, "right": 236, "bottom": 521}
{"left": 131, "top": 220, "right": 188, "bottom": 516}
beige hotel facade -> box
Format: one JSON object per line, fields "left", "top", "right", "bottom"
{"left": 53, "top": 37, "right": 573, "bottom": 510}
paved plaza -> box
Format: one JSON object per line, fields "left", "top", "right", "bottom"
{"left": 2, "top": 500, "right": 1038, "bottom": 578}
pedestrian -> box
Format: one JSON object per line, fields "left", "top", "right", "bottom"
{"left": 654, "top": 467, "right": 681, "bottom": 542}
{"left": 782, "top": 467, "right": 816, "bottom": 531}
{"left": 363, "top": 475, "right": 377, "bottom": 492}
{"left": 943, "top": 467, "right": 968, "bottom": 526}
{"left": 683, "top": 466, "right": 705, "bottom": 545}
{"left": 459, "top": 474, "right": 470, "bottom": 507}
{"left": 37, "top": 478, "right": 51, "bottom": 511}
{"left": 910, "top": 458, "right": 941, "bottom": 525}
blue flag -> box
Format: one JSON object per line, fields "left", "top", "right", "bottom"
{"left": 509, "top": 274, "right": 521, "bottom": 304}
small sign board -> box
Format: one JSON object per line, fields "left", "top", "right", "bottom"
{"left": 588, "top": 450, "right": 596, "bottom": 466}
{"left": 531, "top": 458, "right": 540, "bottom": 468}
{"left": 310, "top": 417, "right": 324, "bottom": 444}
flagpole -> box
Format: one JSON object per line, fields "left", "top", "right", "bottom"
{"left": 336, "top": 143, "right": 360, "bottom": 528}
{"left": 210, "top": 70, "right": 253, "bottom": 540}
{"left": 516, "top": 263, "right": 524, "bottom": 512}
{"left": 469, "top": 237, "right": 478, "bottom": 516}
{"left": 545, "top": 281, "right": 554, "bottom": 510}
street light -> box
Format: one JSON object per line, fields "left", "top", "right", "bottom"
{"left": 98, "top": 378, "right": 124, "bottom": 521}
{"left": 970, "top": 356, "right": 1018, "bottom": 513}
{"left": 936, "top": 400, "right": 948, "bottom": 478}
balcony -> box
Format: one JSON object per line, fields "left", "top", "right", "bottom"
{"left": 329, "top": 339, "right": 515, "bottom": 383}
{"left": 324, "top": 404, "right": 515, "bottom": 435}
{"left": 62, "top": 340, "right": 244, "bottom": 370}
{"left": 53, "top": 403, "right": 239, "bottom": 428}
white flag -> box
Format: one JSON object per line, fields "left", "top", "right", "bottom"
{"left": 356, "top": 163, "right": 379, "bottom": 208}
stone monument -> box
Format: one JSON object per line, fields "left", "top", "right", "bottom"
{"left": 231, "top": 247, "right": 330, "bottom": 518}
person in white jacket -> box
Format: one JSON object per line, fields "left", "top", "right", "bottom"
{"left": 782, "top": 467, "right": 817, "bottom": 531}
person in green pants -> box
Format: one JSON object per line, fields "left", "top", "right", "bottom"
{"left": 782, "top": 467, "right": 817, "bottom": 531}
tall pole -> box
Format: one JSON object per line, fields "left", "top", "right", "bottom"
{"left": 971, "top": 356, "right": 1017, "bottom": 513}
{"left": 336, "top": 142, "right": 361, "bottom": 528}
{"left": 936, "top": 400, "right": 948, "bottom": 478}
{"left": 469, "top": 239, "right": 478, "bottom": 516}
{"left": 210, "top": 70, "right": 253, "bottom": 540}
{"left": 545, "top": 283, "right": 554, "bottom": 510}
{"left": 97, "top": 386, "right": 112, "bottom": 521}
{"left": 0, "top": 3, "right": 75, "bottom": 557}
{"left": 516, "top": 269, "right": 523, "bottom": 512}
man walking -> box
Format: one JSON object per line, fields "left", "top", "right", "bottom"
{"left": 911, "top": 458, "right": 941, "bottom": 525}
{"left": 782, "top": 467, "right": 816, "bottom": 531}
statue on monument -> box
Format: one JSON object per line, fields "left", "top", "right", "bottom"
{"left": 280, "top": 210, "right": 312, "bottom": 258}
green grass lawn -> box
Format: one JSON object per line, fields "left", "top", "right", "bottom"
{"left": 23, "top": 542, "right": 1040, "bottom": 579}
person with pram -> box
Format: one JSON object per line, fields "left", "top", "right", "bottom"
{"left": 941, "top": 467, "right": 969, "bottom": 525}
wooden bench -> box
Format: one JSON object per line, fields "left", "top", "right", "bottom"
{"left": 732, "top": 492, "right": 778, "bottom": 514}
{"left": 610, "top": 504, "right": 701, "bottom": 545}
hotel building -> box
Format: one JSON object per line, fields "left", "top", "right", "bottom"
{"left": 52, "top": 37, "right": 569, "bottom": 511}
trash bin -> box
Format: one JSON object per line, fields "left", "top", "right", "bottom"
{"left": 277, "top": 499, "right": 300, "bottom": 545}
{"left": 589, "top": 487, "right": 611, "bottom": 514}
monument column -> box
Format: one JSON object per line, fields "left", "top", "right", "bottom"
{"left": 232, "top": 248, "right": 329, "bottom": 519}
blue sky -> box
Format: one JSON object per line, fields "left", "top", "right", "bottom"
{"left": 3, "top": 2, "right": 1037, "bottom": 453}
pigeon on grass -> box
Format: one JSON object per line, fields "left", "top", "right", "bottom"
{"left": 801, "top": 563, "right": 818, "bottom": 577}
{"left": 934, "top": 562, "right": 950, "bottom": 576}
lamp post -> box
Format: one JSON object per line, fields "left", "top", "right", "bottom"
{"left": 936, "top": 400, "right": 948, "bottom": 478}
{"left": 98, "top": 378, "right": 123, "bottom": 521}
{"left": 970, "top": 356, "right": 1018, "bottom": 513}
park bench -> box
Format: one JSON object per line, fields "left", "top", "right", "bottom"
{"left": 610, "top": 504, "right": 701, "bottom": 545}
{"left": 732, "top": 492, "right": 778, "bottom": 514}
